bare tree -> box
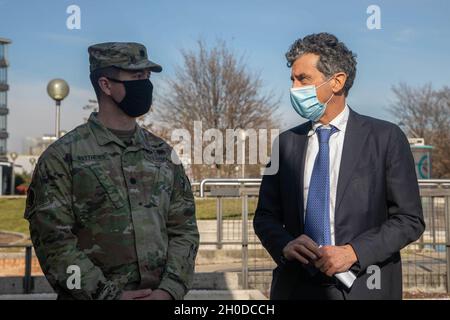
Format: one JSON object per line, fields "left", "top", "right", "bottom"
{"left": 388, "top": 83, "right": 450, "bottom": 178}
{"left": 148, "top": 40, "right": 280, "bottom": 180}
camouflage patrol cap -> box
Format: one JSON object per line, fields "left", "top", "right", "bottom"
{"left": 88, "top": 42, "right": 162, "bottom": 73}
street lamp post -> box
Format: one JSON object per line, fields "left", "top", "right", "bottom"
{"left": 240, "top": 130, "right": 246, "bottom": 178}
{"left": 47, "top": 79, "right": 70, "bottom": 139}
{"left": 9, "top": 151, "right": 18, "bottom": 195}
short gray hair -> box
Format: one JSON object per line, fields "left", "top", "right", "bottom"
{"left": 286, "top": 33, "right": 357, "bottom": 96}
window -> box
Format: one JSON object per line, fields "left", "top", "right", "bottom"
{"left": 0, "top": 44, "right": 7, "bottom": 62}
{"left": 0, "top": 68, "right": 6, "bottom": 84}
{"left": 0, "top": 115, "right": 6, "bottom": 130}
{"left": 0, "top": 139, "right": 6, "bottom": 155}
{"left": 0, "top": 92, "right": 6, "bottom": 108}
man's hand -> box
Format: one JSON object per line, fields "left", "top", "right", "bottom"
{"left": 314, "top": 245, "right": 358, "bottom": 277}
{"left": 282, "top": 234, "right": 322, "bottom": 264}
{"left": 120, "top": 289, "right": 153, "bottom": 300}
{"left": 135, "top": 289, "right": 173, "bottom": 300}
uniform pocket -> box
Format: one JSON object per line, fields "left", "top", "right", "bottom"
{"left": 88, "top": 164, "right": 125, "bottom": 209}
{"left": 141, "top": 161, "right": 162, "bottom": 207}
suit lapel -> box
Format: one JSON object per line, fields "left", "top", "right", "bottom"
{"left": 335, "top": 108, "right": 370, "bottom": 215}
{"left": 292, "top": 122, "right": 311, "bottom": 229}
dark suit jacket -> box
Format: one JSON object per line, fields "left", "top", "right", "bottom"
{"left": 253, "top": 107, "right": 425, "bottom": 300}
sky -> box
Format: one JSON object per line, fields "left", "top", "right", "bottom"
{"left": 1, "top": 0, "right": 450, "bottom": 153}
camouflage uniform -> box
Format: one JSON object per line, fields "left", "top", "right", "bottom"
{"left": 24, "top": 43, "right": 199, "bottom": 300}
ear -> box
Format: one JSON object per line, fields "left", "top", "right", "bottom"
{"left": 98, "top": 77, "right": 113, "bottom": 96}
{"left": 331, "top": 72, "right": 347, "bottom": 94}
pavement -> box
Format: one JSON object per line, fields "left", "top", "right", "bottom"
{"left": 0, "top": 290, "right": 268, "bottom": 300}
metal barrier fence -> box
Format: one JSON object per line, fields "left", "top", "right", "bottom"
{"left": 1, "top": 179, "right": 449, "bottom": 297}
{"left": 198, "top": 178, "right": 450, "bottom": 296}
{"left": 402, "top": 181, "right": 450, "bottom": 291}
{"left": 195, "top": 190, "right": 274, "bottom": 295}
{"left": 0, "top": 244, "right": 34, "bottom": 293}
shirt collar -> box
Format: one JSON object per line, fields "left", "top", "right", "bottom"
{"left": 308, "top": 104, "right": 350, "bottom": 137}
{"left": 87, "top": 112, "right": 155, "bottom": 151}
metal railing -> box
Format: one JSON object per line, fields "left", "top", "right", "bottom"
{"left": 197, "top": 178, "right": 450, "bottom": 294}
{"left": 196, "top": 179, "right": 269, "bottom": 293}
{"left": 197, "top": 179, "right": 450, "bottom": 197}
{"left": 403, "top": 180, "right": 450, "bottom": 291}
{"left": 0, "top": 244, "right": 34, "bottom": 293}
{"left": 2, "top": 179, "right": 450, "bottom": 296}
{"left": 199, "top": 178, "right": 262, "bottom": 197}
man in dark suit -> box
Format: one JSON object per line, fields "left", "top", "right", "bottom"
{"left": 253, "top": 33, "right": 425, "bottom": 300}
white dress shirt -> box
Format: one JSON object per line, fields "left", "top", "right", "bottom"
{"left": 303, "top": 105, "right": 350, "bottom": 245}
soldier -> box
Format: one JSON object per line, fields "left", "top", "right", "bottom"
{"left": 24, "top": 42, "right": 199, "bottom": 300}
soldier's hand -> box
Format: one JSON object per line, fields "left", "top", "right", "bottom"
{"left": 282, "top": 234, "right": 322, "bottom": 264}
{"left": 135, "top": 289, "right": 173, "bottom": 300}
{"left": 119, "top": 289, "right": 153, "bottom": 300}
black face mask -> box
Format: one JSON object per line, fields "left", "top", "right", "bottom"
{"left": 107, "top": 78, "right": 153, "bottom": 117}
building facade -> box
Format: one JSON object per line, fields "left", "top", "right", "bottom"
{"left": 0, "top": 38, "right": 11, "bottom": 161}
{"left": 0, "top": 37, "right": 12, "bottom": 194}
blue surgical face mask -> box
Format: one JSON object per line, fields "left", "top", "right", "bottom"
{"left": 290, "top": 78, "right": 334, "bottom": 122}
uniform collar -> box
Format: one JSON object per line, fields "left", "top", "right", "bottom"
{"left": 308, "top": 104, "right": 350, "bottom": 137}
{"left": 87, "top": 112, "right": 156, "bottom": 151}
